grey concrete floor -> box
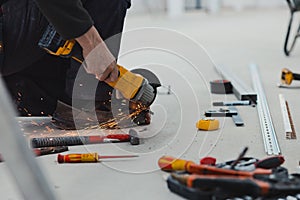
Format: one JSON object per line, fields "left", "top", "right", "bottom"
{"left": 1, "top": 7, "right": 300, "bottom": 200}
{"left": 120, "top": 7, "right": 300, "bottom": 169}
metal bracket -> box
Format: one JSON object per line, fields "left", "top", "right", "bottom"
{"left": 212, "top": 100, "right": 251, "bottom": 107}
{"left": 229, "top": 106, "right": 244, "bottom": 127}
{"left": 205, "top": 107, "right": 244, "bottom": 126}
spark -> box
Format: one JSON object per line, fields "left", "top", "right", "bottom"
{"left": 31, "top": 121, "right": 39, "bottom": 126}
{"left": 45, "top": 126, "right": 54, "bottom": 133}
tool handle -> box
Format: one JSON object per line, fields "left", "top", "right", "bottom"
{"left": 255, "top": 155, "right": 285, "bottom": 169}
{"left": 158, "top": 156, "right": 195, "bottom": 171}
{"left": 106, "top": 65, "right": 144, "bottom": 100}
{"left": 57, "top": 153, "right": 98, "bottom": 163}
{"left": 293, "top": 73, "right": 300, "bottom": 81}
{"left": 31, "top": 135, "right": 130, "bottom": 148}
{"left": 106, "top": 134, "right": 130, "bottom": 142}
{"left": 31, "top": 136, "right": 85, "bottom": 148}
{"left": 188, "top": 163, "right": 272, "bottom": 177}
{"left": 158, "top": 156, "right": 272, "bottom": 176}
{"left": 188, "top": 164, "right": 249, "bottom": 176}
{"left": 188, "top": 175, "right": 270, "bottom": 197}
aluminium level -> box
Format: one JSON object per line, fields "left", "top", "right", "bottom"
{"left": 215, "top": 65, "right": 257, "bottom": 103}
{"left": 249, "top": 64, "right": 281, "bottom": 155}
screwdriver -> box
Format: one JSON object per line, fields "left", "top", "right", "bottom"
{"left": 57, "top": 153, "right": 138, "bottom": 163}
{"left": 158, "top": 156, "right": 272, "bottom": 177}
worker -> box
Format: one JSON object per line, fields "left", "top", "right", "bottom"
{"left": 0, "top": 0, "right": 149, "bottom": 129}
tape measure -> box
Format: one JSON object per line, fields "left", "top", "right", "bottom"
{"left": 210, "top": 80, "right": 233, "bottom": 94}
{"left": 196, "top": 118, "right": 219, "bottom": 131}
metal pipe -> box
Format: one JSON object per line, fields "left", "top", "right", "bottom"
{"left": 0, "top": 77, "right": 56, "bottom": 200}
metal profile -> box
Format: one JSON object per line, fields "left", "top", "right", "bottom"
{"left": 279, "top": 94, "right": 296, "bottom": 139}
{"left": 249, "top": 64, "right": 281, "bottom": 155}
{"left": 0, "top": 78, "right": 56, "bottom": 200}
{"left": 215, "top": 65, "right": 257, "bottom": 103}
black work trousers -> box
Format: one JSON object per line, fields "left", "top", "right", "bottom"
{"left": 1, "top": 0, "right": 130, "bottom": 116}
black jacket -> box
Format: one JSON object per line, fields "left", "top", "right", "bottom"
{"left": 0, "top": 0, "right": 131, "bottom": 75}
{"left": 34, "top": 0, "right": 131, "bottom": 39}
{"left": 33, "top": 0, "right": 93, "bottom": 39}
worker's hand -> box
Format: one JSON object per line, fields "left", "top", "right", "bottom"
{"left": 75, "top": 26, "right": 118, "bottom": 82}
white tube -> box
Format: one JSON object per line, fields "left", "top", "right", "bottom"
{"left": 0, "top": 77, "right": 56, "bottom": 200}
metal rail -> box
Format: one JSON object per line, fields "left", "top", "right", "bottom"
{"left": 215, "top": 65, "right": 257, "bottom": 103}
{"left": 249, "top": 64, "right": 281, "bottom": 155}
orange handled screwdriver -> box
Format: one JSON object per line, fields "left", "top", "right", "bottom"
{"left": 57, "top": 153, "right": 138, "bottom": 163}
{"left": 158, "top": 156, "right": 272, "bottom": 177}
{"left": 158, "top": 156, "right": 196, "bottom": 171}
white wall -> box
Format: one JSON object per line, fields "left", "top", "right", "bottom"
{"left": 128, "top": 0, "right": 166, "bottom": 14}
{"left": 205, "top": 0, "right": 286, "bottom": 11}
{"left": 128, "top": 0, "right": 287, "bottom": 14}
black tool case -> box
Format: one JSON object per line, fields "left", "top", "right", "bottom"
{"left": 167, "top": 175, "right": 213, "bottom": 200}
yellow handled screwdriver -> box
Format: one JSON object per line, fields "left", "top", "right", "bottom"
{"left": 57, "top": 153, "right": 138, "bottom": 163}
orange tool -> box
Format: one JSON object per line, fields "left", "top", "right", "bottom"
{"left": 158, "top": 156, "right": 272, "bottom": 177}
{"left": 57, "top": 153, "right": 138, "bottom": 163}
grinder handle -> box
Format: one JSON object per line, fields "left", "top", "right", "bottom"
{"left": 106, "top": 65, "right": 144, "bottom": 100}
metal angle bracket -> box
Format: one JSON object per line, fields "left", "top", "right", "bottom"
{"left": 205, "top": 107, "right": 244, "bottom": 126}
{"left": 229, "top": 106, "right": 244, "bottom": 127}
{"left": 215, "top": 65, "right": 257, "bottom": 104}
{"left": 249, "top": 64, "right": 281, "bottom": 155}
